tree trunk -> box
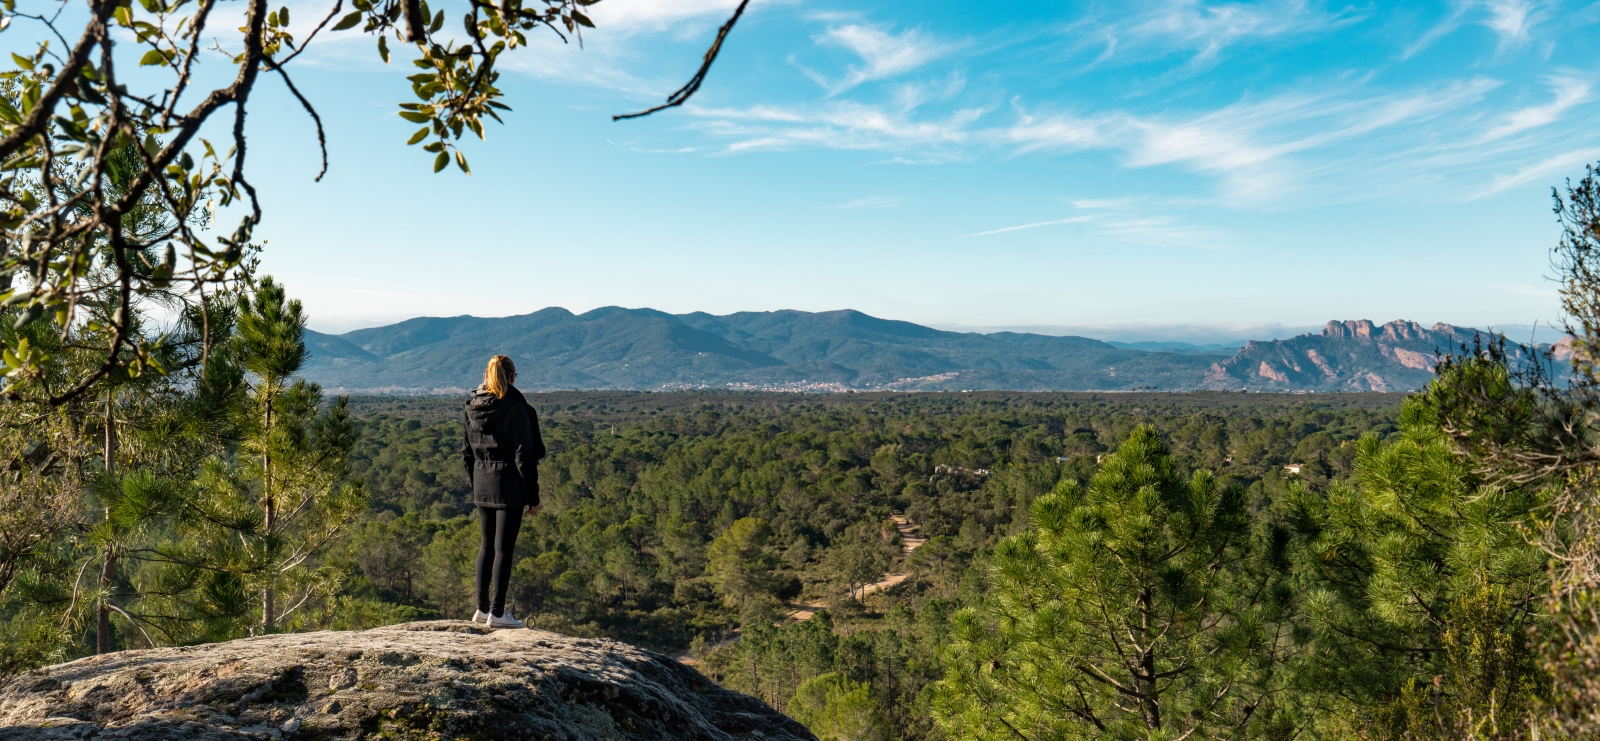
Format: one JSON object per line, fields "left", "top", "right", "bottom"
{"left": 1137, "top": 587, "right": 1161, "bottom": 730}
{"left": 98, "top": 389, "right": 117, "bottom": 654}
{"left": 103, "top": 388, "right": 116, "bottom": 472}
{"left": 261, "top": 393, "right": 275, "bottom": 631}
{"left": 96, "top": 548, "right": 116, "bottom": 654}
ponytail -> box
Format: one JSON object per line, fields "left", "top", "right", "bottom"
{"left": 483, "top": 355, "right": 516, "bottom": 399}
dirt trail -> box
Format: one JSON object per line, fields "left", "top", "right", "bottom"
{"left": 672, "top": 631, "right": 739, "bottom": 667}
{"left": 789, "top": 514, "right": 925, "bottom": 622}
{"left": 675, "top": 515, "right": 929, "bottom": 665}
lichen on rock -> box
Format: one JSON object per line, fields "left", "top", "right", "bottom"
{"left": 0, "top": 621, "right": 815, "bottom": 741}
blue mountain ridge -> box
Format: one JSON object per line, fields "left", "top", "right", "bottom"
{"left": 299, "top": 310, "right": 1505, "bottom": 394}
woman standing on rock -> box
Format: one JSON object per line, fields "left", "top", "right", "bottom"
{"left": 462, "top": 354, "right": 545, "bottom": 628}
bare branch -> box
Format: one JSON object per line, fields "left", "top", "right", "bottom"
{"left": 613, "top": 0, "right": 749, "bottom": 121}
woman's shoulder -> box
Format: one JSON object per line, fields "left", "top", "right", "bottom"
{"left": 506, "top": 386, "right": 538, "bottom": 412}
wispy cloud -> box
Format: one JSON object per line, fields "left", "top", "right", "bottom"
{"left": 690, "top": 101, "right": 984, "bottom": 154}
{"left": 973, "top": 201, "right": 1228, "bottom": 247}
{"left": 1479, "top": 147, "right": 1600, "bottom": 196}
{"left": 812, "top": 24, "right": 962, "bottom": 92}
{"left": 972, "top": 217, "right": 1095, "bottom": 236}
{"left": 1132, "top": 0, "right": 1360, "bottom": 61}
{"left": 1068, "top": 0, "right": 1363, "bottom": 68}
{"left": 1405, "top": 0, "right": 1555, "bottom": 58}
{"left": 830, "top": 196, "right": 909, "bottom": 208}
{"left": 1482, "top": 74, "right": 1592, "bottom": 141}
{"left": 1484, "top": 0, "right": 1545, "bottom": 49}
{"left": 1005, "top": 78, "right": 1500, "bottom": 199}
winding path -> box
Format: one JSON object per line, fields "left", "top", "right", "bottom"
{"left": 675, "top": 515, "right": 928, "bottom": 665}
{"left": 788, "top": 514, "right": 926, "bottom": 621}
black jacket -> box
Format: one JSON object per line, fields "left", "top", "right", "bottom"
{"left": 461, "top": 386, "right": 545, "bottom": 509}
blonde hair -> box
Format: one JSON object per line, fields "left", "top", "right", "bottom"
{"left": 483, "top": 355, "right": 516, "bottom": 399}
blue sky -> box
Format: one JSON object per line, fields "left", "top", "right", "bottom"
{"left": 92, "top": 0, "right": 1600, "bottom": 339}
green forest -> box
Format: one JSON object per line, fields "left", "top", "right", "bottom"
{"left": 4, "top": 169, "right": 1600, "bottom": 739}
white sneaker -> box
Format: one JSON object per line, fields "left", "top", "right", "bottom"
{"left": 486, "top": 610, "right": 525, "bottom": 629}
{"left": 471, "top": 610, "right": 490, "bottom": 625}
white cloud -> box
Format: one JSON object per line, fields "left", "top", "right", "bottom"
{"left": 815, "top": 25, "right": 961, "bottom": 92}
{"left": 1405, "top": 0, "right": 1554, "bottom": 58}
{"left": 689, "top": 101, "right": 983, "bottom": 153}
{"left": 972, "top": 217, "right": 1095, "bottom": 236}
{"left": 973, "top": 201, "right": 1228, "bottom": 247}
{"left": 1070, "top": 0, "right": 1362, "bottom": 67}
{"left": 1483, "top": 74, "right": 1592, "bottom": 141}
{"left": 1133, "top": 0, "right": 1353, "bottom": 60}
{"left": 1480, "top": 147, "right": 1600, "bottom": 196}
{"left": 1006, "top": 79, "right": 1500, "bottom": 200}
{"left": 1484, "top": 0, "right": 1540, "bottom": 48}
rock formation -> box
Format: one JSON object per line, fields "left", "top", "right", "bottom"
{"left": 1201, "top": 320, "right": 1484, "bottom": 392}
{"left": 0, "top": 621, "right": 815, "bottom": 741}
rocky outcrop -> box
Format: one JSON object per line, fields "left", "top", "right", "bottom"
{"left": 0, "top": 621, "right": 814, "bottom": 741}
{"left": 1201, "top": 320, "right": 1484, "bottom": 392}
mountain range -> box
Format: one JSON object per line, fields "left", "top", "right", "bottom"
{"left": 300, "top": 309, "right": 1511, "bottom": 394}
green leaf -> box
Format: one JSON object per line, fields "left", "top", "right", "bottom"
{"left": 455, "top": 150, "right": 470, "bottom": 175}
{"left": 397, "top": 110, "right": 430, "bottom": 123}
{"left": 570, "top": 9, "right": 593, "bottom": 28}
{"left": 10, "top": 53, "right": 33, "bottom": 71}
{"left": 378, "top": 35, "right": 390, "bottom": 63}
{"left": 279, "top": 6, "right": 288, "bottom": 24}
{"left": 406, "top": 127, "right": 429, "bottom": 145}
{"left": 429, "top": 9, "right": 443, "bottom": 33}
{"left": 332, "top": 10, "right": 362, "bottom": 30}
{"left": 433, "top": 151, "right": 448, "bottom": 172}
{"left": 139, "top": 48, "right": 168, "bottom": 66}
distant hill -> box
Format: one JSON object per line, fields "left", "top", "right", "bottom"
{"left": 301, "top": 307, "right": 1217, "bottom": 393}
{"left": 300, "top": 310, "right": 1509, "bottom": 394}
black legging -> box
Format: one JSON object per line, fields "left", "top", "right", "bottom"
{"left": 476, "top": 506, "right": 524, "bottom": 617}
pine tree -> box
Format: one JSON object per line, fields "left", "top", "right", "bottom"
{"left": 706, "top": 517, "right": 778, "bottom": 609}
{"left": 932, "top": 425, "right": 1291, "bottom": 740}
{"left": 787, "top": 672, "right": 888, "bottom": 741}
{"left": 1288, "top": 397, "right": 1547, "bottom": 738}
{"left": 197, "top": 276, "right": 365, "bottom": 634}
